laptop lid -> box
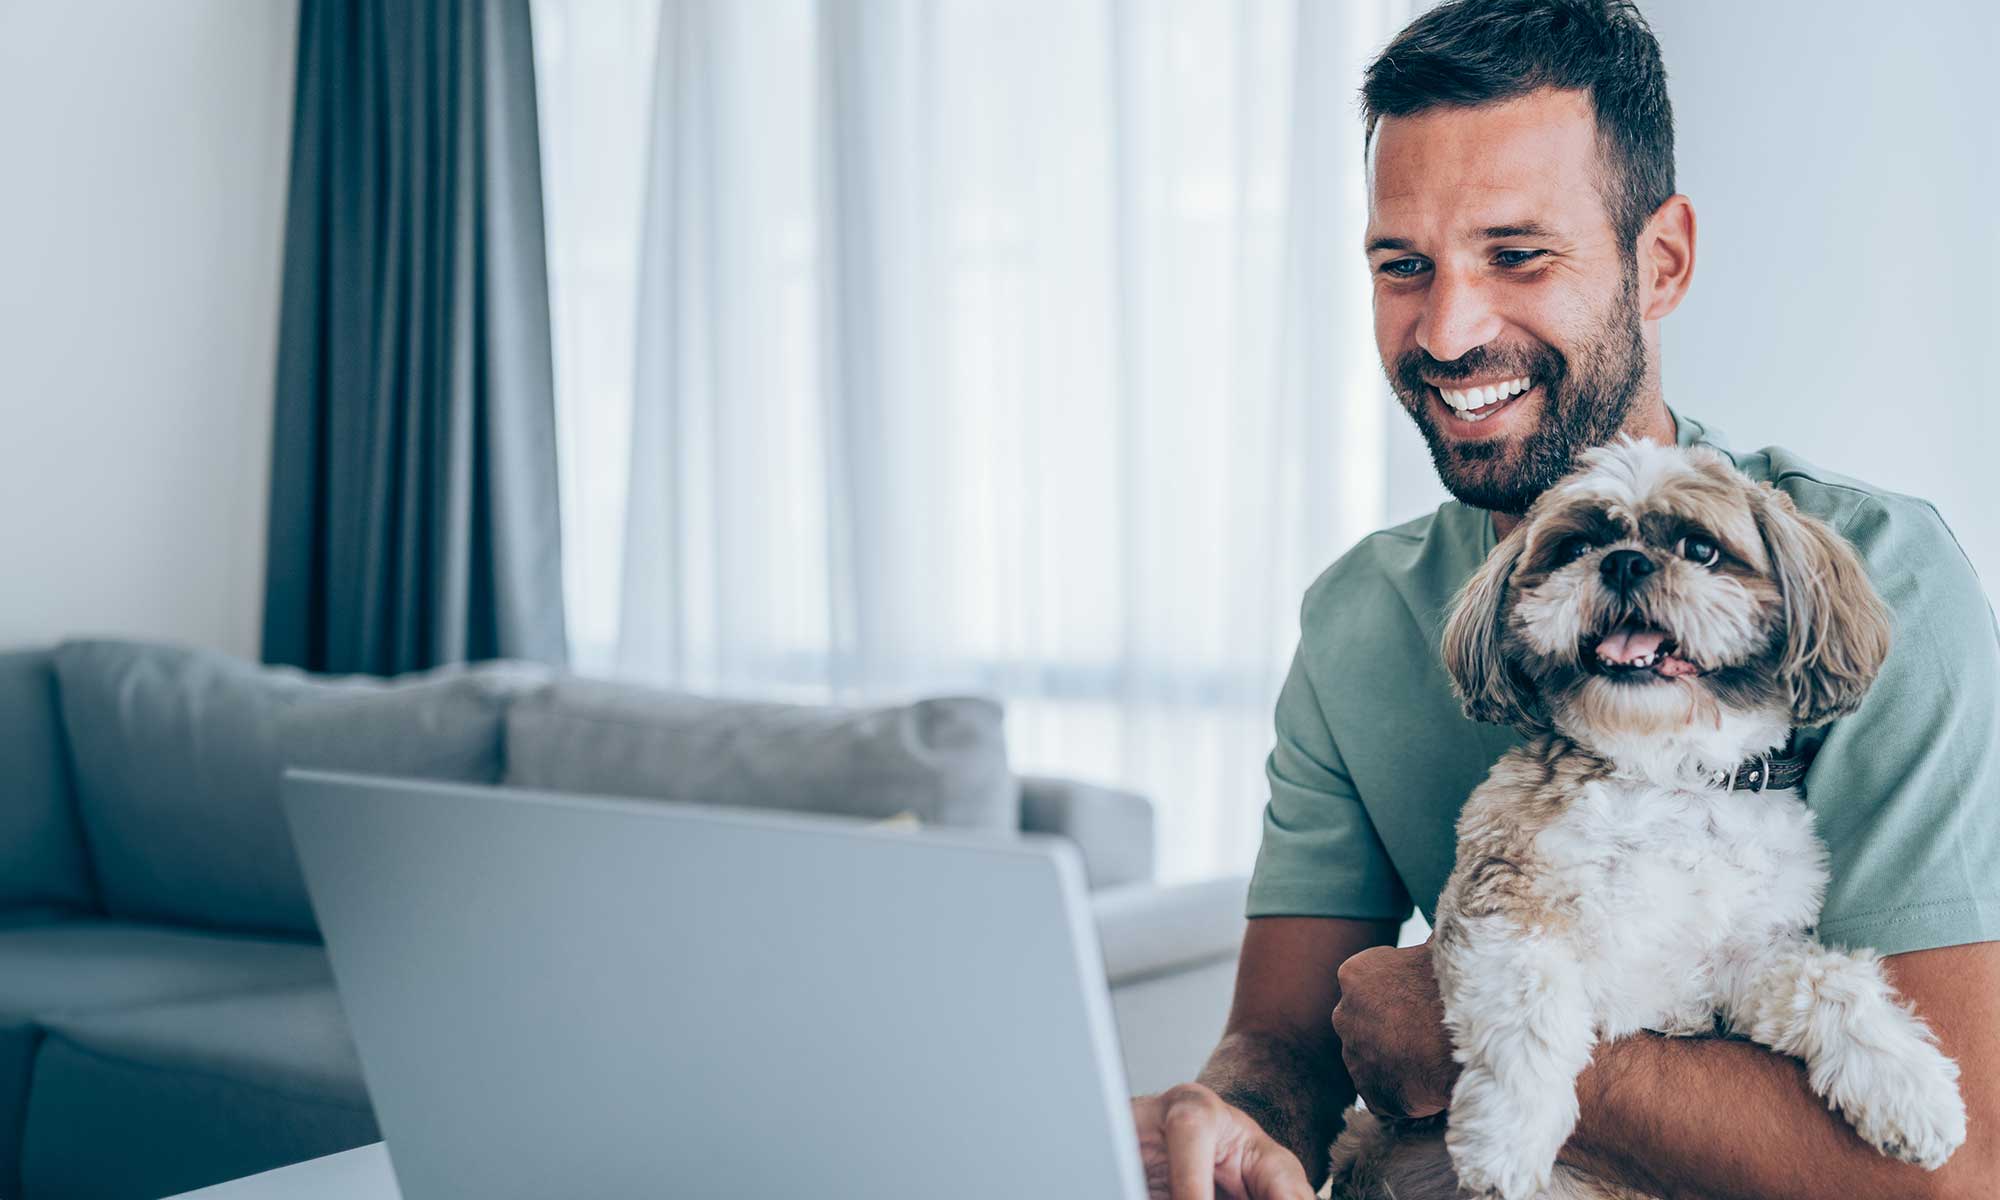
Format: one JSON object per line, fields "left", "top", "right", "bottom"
{"left": 282, "top": 768, "right": 1147, "bottom": 1199}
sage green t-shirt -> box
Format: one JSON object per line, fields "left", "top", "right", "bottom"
{"left": 1245, "top": 410, "right": 2000, "bottom": 957}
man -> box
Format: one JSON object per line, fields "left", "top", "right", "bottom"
{"left": 1128, "top": 2, "right": 2000, "bottom": 1198}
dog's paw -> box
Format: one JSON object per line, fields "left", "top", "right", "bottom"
{"left": 1827, "top": 1038, "right": 1966, "bottom": 1170}
{"left": 1448, "top": 1151, "right": 1550, "bottom": 1200}
{"left": 1646, "top": 997, "right": 1721, "bottom": 1039}
{"left": 1445, "top": 1100, "right": 1555, "bottom": 1200}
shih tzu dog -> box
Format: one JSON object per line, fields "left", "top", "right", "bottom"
{"left": 1328, "top": 439, "right": 1965, "bottom": 1200}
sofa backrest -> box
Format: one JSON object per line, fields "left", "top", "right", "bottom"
{"left": 0, "top": 648, "right": 97, "bottom": 917}
{"left": 503, "top": 676, "right": 1021, "bottom": 834}
{"left": 52, "top": 639, "right": 549, "bottom": 937}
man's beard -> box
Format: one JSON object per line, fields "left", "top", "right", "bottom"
{"left": 1388, "top": 262, "right": 1648, "bottom": 517}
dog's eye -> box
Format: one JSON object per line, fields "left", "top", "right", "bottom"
{"left": 1678, "top": 535, "right": 1721, "bottom": 567}
{"left": 1556, "top": 536, "right": 1593, "bottom": 565}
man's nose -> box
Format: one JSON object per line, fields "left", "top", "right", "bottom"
{"left": 1600, "top": 549, "right": 1656, "bottom": 593}
{"left": 1414, "top": 269, "right": 1502, "bottom": 363}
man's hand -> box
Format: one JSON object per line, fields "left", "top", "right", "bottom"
{"left": 1130, "top": 1084, "right": 1320, "bottom": 1199}
{"left": 1328, "top": 942, "right": 1458, "bottom": 1119}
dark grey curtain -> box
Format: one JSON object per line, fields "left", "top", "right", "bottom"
{"left": 262, "top": 0, "right": 569, "bottom": 675}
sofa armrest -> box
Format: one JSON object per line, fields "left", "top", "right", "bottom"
{"left": 1090, "top": 874, "right": 1249, "bottom": 988}
{"left": 1018, "top": 774, "right": 1155, "bottom": 890}
{"left": 0, "top": 647, "right": 95, "bottom": 916}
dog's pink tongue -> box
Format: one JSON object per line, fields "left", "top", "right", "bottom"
{"left": 1597, "top": 626, "right": 1667, "bottom": 664}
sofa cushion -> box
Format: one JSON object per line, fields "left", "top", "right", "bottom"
{"left": 53, "top": 639, "right": 548, "bottom": 935}
{"left": 1019, "top": 774, "right": 1155, "bottom": 889}
{"left": 0, "top": 905, "right": 91, "bottom": 931}
{"left": 23, "top": 984, "right": 376, "bottom": 1200}
{"left": 0, "top": 920, "right": 332, "bottom": 1018}
{"left": 504, "top": 676, "right": 1019, "bottom": 832}
{"left": 0, "top": 919, "right": 333, "bottom": 1197}
{"left": 0, "top": 648, "right": 95, "bottom": 916}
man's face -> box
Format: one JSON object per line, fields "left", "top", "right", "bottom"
{"left": 1365, "top": 88, "right": 1649, "bottom": 516}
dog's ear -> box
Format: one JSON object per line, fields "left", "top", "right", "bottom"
{"left": 1753, "top": 485, "right": 1892, "bottom": 725}
{"left": 1442, "top": 523, "right": 1545, "bottom": 732}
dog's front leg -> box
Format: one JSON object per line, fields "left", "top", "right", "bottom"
{"left": 1436, "top": 922, "right": 1596, "bottom": 1200}
{"left": 1721, "top": 938, "right": 1965, "bottom": 1169}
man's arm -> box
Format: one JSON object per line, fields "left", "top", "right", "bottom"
{"left": 1336, "top": 941, "right": 2000, "bottom": 1200}
{"left": 1195, "top": 915, "right": 1399, "bottom": 1190}
{"left": 1561, "top": 941, "right": 2000, "bottom": 1200}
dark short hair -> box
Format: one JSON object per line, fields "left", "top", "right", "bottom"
{"left": 1361, "top": 0, "right": 1675, "bottom": 252}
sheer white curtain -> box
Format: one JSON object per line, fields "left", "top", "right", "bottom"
{"left": 534, "top": 0, "right": 1425, "bottom": 883}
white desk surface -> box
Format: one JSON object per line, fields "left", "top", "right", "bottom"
{"left": 163, "top": 1138, "right": 1329, "bottom": 1198}
{"left": 168, "top": 1144, "right": 400, "bottom": 1199}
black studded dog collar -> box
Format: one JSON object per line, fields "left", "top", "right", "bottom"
{"left": 1725, "top": 734, "right": 1815, "bottom": 794}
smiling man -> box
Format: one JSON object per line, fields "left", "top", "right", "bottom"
{"left": 1127, "top": 2, "right": 2000, "bottom": 1198}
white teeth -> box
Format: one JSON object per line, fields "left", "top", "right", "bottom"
{"left": 1598, "top": 652, "right": 1658, "bottom": 669}
{"left": 1439, "top": 376, "right": 1532, "bottom": 416}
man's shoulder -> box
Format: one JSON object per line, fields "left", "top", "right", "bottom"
{"left": 1710, "top": 438, "right": 1977, "bottom": 580}
{"left": 1299, "top": 506, "right": 1480, "bottom": 650}
{"left": 1307, "top": 508, "right": 1440, "bottom": 585}
{"left": 1708, "top": 432, "right": 2000, "bottom": 959}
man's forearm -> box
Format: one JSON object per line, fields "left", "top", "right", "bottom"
{"left": 1198, "top": 1029, "right": 1354, "bottom": 1189}
{"left": 1564, "top": 1032, "right": 1959, "bottom": 1200}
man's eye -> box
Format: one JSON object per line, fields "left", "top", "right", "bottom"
{"left": 1494, "top": 249, "right": 1546, "bottom": 268}
{"left": 1677, "top": 536, "right": 1721, "bottom": 567}
{"left": 1380, "top": 257, "right": 1429, "bottom": 278}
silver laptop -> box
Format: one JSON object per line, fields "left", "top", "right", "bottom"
{"left": 281, "top": 768, "right": 1148, "bottom": 1199}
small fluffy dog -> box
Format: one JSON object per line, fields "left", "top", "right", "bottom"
{"left": 1328, "top": 439, "right": 1965, "bottom": 1200}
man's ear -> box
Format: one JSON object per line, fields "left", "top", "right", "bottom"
{"left": 1753, "top": 485, "right": 1893, "bottom": 725}
{"left": 1639, "top": 194, "right": 1696, "bottom": 322}
{"left": 1441, "top": 524, "right": 1544, "bottom": 732}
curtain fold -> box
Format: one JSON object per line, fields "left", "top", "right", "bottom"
{"left": 539, "top": 0, "right": 1425, "bottom": 880}
{"left": 263, "top": 0, "right": 568, "bottom": 675}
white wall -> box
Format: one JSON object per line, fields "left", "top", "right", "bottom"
{"left": 1651, "top": 0, "right": 1998, "bottom": 587}
{"left": 0, "top": 1, "right": 299, "bottom": 659}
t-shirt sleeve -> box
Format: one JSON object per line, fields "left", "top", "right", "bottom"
{"left": 1243, "top": 638, "right": 1413, "bottom": 922}
{"left": 1806, "top": 496, "right": 2000, "bottom": 957}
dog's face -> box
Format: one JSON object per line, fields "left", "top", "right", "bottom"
{"left": 1442, "top": 439, "right": 1892, "bottom": 747}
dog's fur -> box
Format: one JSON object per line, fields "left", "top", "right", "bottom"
{"left": 1327, "top": 439, "right": 1965, "bottom": 1200}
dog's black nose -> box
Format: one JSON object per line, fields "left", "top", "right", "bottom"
{"left": 1600, "top": 548, "right": 1655, "bottom": 592}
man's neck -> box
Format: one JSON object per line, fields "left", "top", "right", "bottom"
{"left": 1489, "top": 404, "right": 1678, "bottom": 540}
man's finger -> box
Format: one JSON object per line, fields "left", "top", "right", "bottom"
{"left": 1161, "top": 1098, "right": 1220, "bottom": 1200}
{"left": 1242, "top": 1135, "right": 1318, "bottom": 1200}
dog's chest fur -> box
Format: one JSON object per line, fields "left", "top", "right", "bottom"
{"left": 1525, "top": 772, "right": 1826, "bottom": 1037}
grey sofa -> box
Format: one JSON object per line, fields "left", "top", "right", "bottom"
{"left": 1, "top": 639, "right": 1247, "bottom": 1199}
